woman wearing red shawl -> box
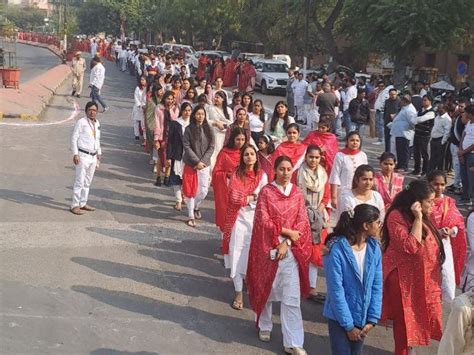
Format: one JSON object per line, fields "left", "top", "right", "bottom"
{"left": 238, "top": 60, "right": 255, "bottom": 93}
{"left": 296, "top": 145, "right": 330, "bottom": 303}
{"left": 211, "top": 57, "right": 224, "bottom": 84}
{"left": 302, "top": 117, "right": 338, "bottom": 175}
{"left": 381, "top": 180, "right": 445, "bottom": 355}
{"left": 269, "top": 123, "right": 306, "bottom": 182}
{"left": 247, "top": 156, "right": 312, "bottom": 354}
{"left": 223, "top": 57, "right": 238, "bottom": 87}
{"left": 223, "top": 108, "right": 252, "bottom": 146}
{"left": 257, "top": 134, "right": 275, "bottom": 179}
{"left": 427, "top": 170, "right": 466, "bottom": 301}
{"left": 374, "top": 152, "right": 404, "bottom": 210}
{"left": 222, "top": 145, "right": 267, "bottom": 311}
{"left": 196, "top": 54, "right": 209, "bottom": 80}
{"left": 212, "top": 127, "right": 247, "bottom": 232}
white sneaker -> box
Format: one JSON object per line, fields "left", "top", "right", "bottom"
{"left": 153, "top": 166, "right": 157, "bottom": 173}
{"left": 284, "top": 347, "right": 307, "bottom": 355}
{"left": 372, "top": 141, "right": 383, "bottom": 145}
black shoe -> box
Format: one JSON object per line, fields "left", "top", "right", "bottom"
{"left": 154, "top": 178, "right": 162, "bottom": 187}
{"left": 163, "top": 176, "right": 170, "bottom": 186}
{"left": 135, "top": 136, "right": 140, "bottom": 140}
{"left": 71, "top": 90, "right": 76, "bottom": 96}
{"left": 76, "top": 94, "right": 81, "bottom": 98}
{"left": 409, "top": 170, "right": 421, "bottom": 176}
{"left": 446, "top": 185, "right": 456, "bottom": 192}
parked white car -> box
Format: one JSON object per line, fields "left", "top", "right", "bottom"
{"left": 162, "top": 43, "right": 196, "bottom": 62}
{"left": 254, "top": 59, "right": 289, "bottom": 94}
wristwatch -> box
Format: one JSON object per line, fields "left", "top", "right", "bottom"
{"left": 286, "top": 239, "right": 292, "bottom": 246}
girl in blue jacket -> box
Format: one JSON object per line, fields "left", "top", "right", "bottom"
{"left": 323, "top": 203, "right": 383, "bottom": 355}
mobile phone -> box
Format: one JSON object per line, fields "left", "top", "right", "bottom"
{"left": 270, "top": 249, "right": 277, "bottom": 260}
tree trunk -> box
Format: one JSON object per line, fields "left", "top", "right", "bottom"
{"left": 393, "top": 55, "right": 410, "bottom": 89}
{"left": 216, "top": 35, "right": 222, "bottom": 50}
{"left": 320, "top": 27, "right": 344, "bottom": 70}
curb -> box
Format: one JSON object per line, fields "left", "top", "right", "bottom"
{"left": 17, "top": 39, "right": 63, "bottom": 60}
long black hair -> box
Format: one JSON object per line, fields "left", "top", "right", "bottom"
{"left": 382, "top": 180, "right": 445, "bottom": 264}
{"left": 253, "top": 99, "right": 266, "bottom": 123}
{"left": 189, "top": 105, "right": 212, "bottom": 141}
{"left": 215, "top": 90, "right": 230, "bottom": 121}
{"left": 270, "top": 101, "right": 290, "bottom": 132}
{"left": 179, "top": 102, "right": 193, "bottom": 118}
{"left": 326, "top": 204, "right": 380, "bottom": 246}
{"left": 225, "top": 127, "right": 247, "bottom": 149}
{"left": 258, "top": 134, "right": 275, "bottom": 154}
{"left": 236, "top": 144, "right": 260, "bottom": 178}
{"left": 242, "top": 93, "right": 253, "bottom": 112}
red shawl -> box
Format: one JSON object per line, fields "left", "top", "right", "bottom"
{"left": 269, "top": 142, "right": 307, "bottom": 182}
{"left": 212, "top": 62, "right": 224, "bottom": 84}
{"left": 247, "top": 184, "right": 312, "bottom": 323}
{"left": 221, "top": 169, "right": 265, "bottom": 254}
{"left": 302, "top": 131, "right": 339, "bottom": 175}
{"left": 374, "top": 172, "right": 404, "bottom": 210}
{"left": 430, "top": 195, "right": 467, "bottom": 285}
{"left": 258, "top": 151, "right": 273, "bottom": 180}
{"left": 182, "top": 165, "right": 198, "bottom": 198}
{"left": 223, "top": 59, "right": 238, "bottom": 87}
{"left": 211, "top": 147, "right": 242, "bottom": 231}
{"left": 196, "top": 56, "right": 209, "bottom": 79}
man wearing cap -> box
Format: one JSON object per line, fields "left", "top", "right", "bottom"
{"left": 71, "top": 51, "right": 86, "bottom": 98}
{"left": 70, "top": 101, "right": 102, "bottom": 215}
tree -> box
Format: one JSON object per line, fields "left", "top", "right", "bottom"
{"left": 3, "top": 5, "right": 46, "bottom": 31}
{"left": 77, "top": 0, "right": 120, "bottom": 35}
{"left": 345, "top": 0, "right": 474, "bottom": 85}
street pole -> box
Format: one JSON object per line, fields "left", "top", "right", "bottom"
{"left": 303, "top": 0, "right": 309, "bottom": 77}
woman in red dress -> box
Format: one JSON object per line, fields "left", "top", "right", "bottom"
{"left": 196, "top": 54, "right": 209, "bottom": 80}
{"left": 374, "top": 152, "right": 404, "bottom": 210}
{"left": 302, "top": 117, "right": 338, "bottom": 175}
{"left": 381, "top": 180, "right": 445, "bottom": 355}
{"left": 211, "top": 57, "right": 224, "bottom": 84}
{"left": 269, "top": 123, "right": 307, "bottom": 182}
{"left": 427, "top": 170, "right": 466, "bottom": 301}
{"left": 223, "top": 57, "right": 238, "bottom": 87}
{"left": 247, "top": 156, "right": 312, "bottom": 353}
{"left": 296, "top": 145, "right": 330, "bottom": 302}
{"left": 212, "top": 127, "right": 247, "bottom": 232}
{"left": 257, "top": 134, "right": 275, "bottom": 179}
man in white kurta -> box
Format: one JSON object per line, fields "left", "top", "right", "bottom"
{"left": 291, "top": 73, "right": 308, "bottom": 124}
{"left": 70, "top": 102, "right": 102, "bottom": 215}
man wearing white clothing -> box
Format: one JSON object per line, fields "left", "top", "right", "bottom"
{"left": 89, "top": 58, "right": 108, "bottom": 112}
{"left": 291, "top": 72, "right": 308, "bottom": 124}
{"left": 343, "top": 78, "right": 358, "bottom": 136}
{"left": 70, "top": 102, "right": 102, "bottom": 215}
{"left": 429, "top": 104, "right": 452, "bottom": 172}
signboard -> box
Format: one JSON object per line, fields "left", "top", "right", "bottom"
{"left": 457, "top": 61, "right": 468, "bottom": 76}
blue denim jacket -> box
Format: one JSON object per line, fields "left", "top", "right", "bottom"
{"left": 323, "top": 236, "right": 383, "bottom": 331}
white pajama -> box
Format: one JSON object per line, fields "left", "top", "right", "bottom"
{"left": 309, "top": 263, "right": 319, "bottom": 289}
{"left": 232, "top": 273, "right": 245, "bottom": 292}
{"left": 133, "top": 120, "right": 141, "bottom": 137}
{"left": 257, "top": 249, "right": 304, "bottom": 348}
{"left": 71, "top": 152, "right": 97, "bottom": 208}
{"left": 173, "top": 186, "right": 183, "bottom": 203}
{"left": 441, "top": 237, "right": 456, "bottom": 304}
{"left": 186, "top": 166, "right": 210, "bottom": 219}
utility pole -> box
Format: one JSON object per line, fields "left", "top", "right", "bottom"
{"left": 303, "top": 0, "right": 310, "bottom": 77}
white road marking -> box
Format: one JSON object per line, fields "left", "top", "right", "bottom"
{"left": 0, "top": 102, "right": 80, "bottom": 127}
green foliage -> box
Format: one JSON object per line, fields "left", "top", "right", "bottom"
{"left": 2, "top": 5, "right": 46, "bottom": 31}
{"left": 77, "top": 0, "right": 120, "bottom": 35}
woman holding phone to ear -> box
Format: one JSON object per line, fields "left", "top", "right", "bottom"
{"left": 247, "top": 155, "right": 312, "bottom": 355}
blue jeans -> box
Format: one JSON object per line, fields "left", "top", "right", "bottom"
{"left": 328, "top": 319, "right": 364, "bottom": 355}
{"left": 461, "top": 153, "right": 474, "bottom": 200}
{"left": 90, "top": 85, "right": 107, "bottom": 110}
{"left": 352, "top": 122, "right": 367, "bottom": 139}
{"left": 343, "top": 110, "right": 352, "bottom": 136}
{"left": 451, "top": 143, "right": 462, "bottom": 188}
{"left": 375, "top": 110, "right": 384, "bottom": 141}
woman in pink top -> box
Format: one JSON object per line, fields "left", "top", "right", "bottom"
{"left": 374, "top": 152, "right": 404, "bottom": 210}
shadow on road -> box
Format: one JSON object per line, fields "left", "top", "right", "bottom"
{"left": 0, "top": 188, "right": 70, "bottom": 211}
{"left": 91, "top": 350, "right": 157, "bottom": 355}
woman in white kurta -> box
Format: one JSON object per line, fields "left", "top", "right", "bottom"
{"left": 222, "top": 145, "right": 268, "bottom": 310}
{"left": 131, "top": 76, "right": 147, "bottom": 140}
{"left": 264, "top": 101, "right": 295, "bottom": 144}
{"left": 329, "top": 131, "right": 368, "bottom": 209}
{"left": 207, "top": 91, "right": 234, "bottom": 169}
{"left": 335, "top": 164, "right": 385, "bottom": 222}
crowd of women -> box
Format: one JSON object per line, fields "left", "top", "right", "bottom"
{"left": 108, "top": 45, "right": 474, "bottom": 355}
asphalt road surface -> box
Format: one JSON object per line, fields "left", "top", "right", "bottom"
{"left": 16, "top": 42, "right": 61, "bottom": 84}
{"left": 0, "top": 49, "right": 439, "bottom": 354}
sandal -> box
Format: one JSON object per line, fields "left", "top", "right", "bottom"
{"left": 258, "top": 330, "right": 271, "bottom": 342}
{"left": 174, "top": 202, "right": 182, "bottom": 211}
{"left": 309, "top": 292, "right": 326, "bottom": 303}
{"left": 186, "top": 219, "right": 196, "bottom": 228}
{"left": 194, "top": 209, "right": 202, "bottom": 220}
{"left": 231, "top": 299, "right": 243, "bottom": 311}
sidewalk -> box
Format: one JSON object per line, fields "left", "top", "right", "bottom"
{"left": 0, "top": 63, "right": 71, "bottom": 120}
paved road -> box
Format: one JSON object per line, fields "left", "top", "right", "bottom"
{"left": 16, "top": 42, "right": 60, "bottom": 83}
{"left": 0, "top": 54, "right": 439, "bottom": 354}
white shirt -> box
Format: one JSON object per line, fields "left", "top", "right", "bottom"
{"left": 89, "top": 62, "right": 105, "bottom": 90}
{"left": 462, "top": 122, "right": 474, "bottom": 151}
{"left": 431, "top": 112, "right": 452, "bottom": 144}
{"left": 352, "top": 245, "right": 367, "bottom": 282}
{"left": 291, "top": 79, "right": 308, "bottom": 106}
{"left": 71, "top": 117, "right": 101, "bottom": 155}
{"left": 328, "top": 151, "right": 368, "bottom": 190}
{"left": 248, "top": 112, "right": 266, "bottom": 132}
{"left": 343, "top": 85, "right": 358, "bottom": 111}
{"left": 374, "top": 85, "right": 394, "bottom": 111}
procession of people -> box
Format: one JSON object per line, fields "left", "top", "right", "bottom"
{"left": 69, "top": 37, "right": 474, "bottom": 355}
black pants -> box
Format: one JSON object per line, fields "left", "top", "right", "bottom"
{"left": 396, "top": 137, "right": 410, "bottom": 170}
{"left": 413, "top": 135, "right": 430, "bottom": 174}
{"left": 384, "top": 124, "right": 391, "bottom": 153}
{"left": 429, "top": 137, "right": 447, "bottom": 172}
